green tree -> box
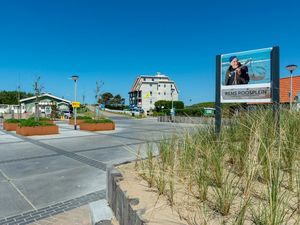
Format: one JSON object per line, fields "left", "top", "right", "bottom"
{"left": 154, "top": 100, "right": 184, "bottom": 112}
{"left": 0, "top": 91, "right": 34, "bottom": 104}
{"left": 100, "top": 92, "right": 113, "bottom": 106}
{"left": 50, "top": 102, "right": 59, "bottom": 119}
{"left": 111, "top": 94, "right": 124, "bottom": 105}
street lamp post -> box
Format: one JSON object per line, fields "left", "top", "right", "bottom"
{"left": 71, "top": 75, "right": 79, "bottom": 130}
{"left": 286, "top": 65, "right": 298, "bottom": 110}
{"left": 171, "top": 88, "right": 175, "bottom": 122}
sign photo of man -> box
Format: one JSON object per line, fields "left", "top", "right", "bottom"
{"left": 225, "top": 56, "right": 250, "bottom": 85}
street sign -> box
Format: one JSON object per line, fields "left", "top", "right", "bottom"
{"left": 72, "top": 101, "right": 80, "bottom": 108}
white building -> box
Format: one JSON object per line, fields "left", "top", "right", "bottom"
{"left": 129, "top": 73, "right": 179, "bottom": 113}
{"left": 0, "top": 104, "right": 23, "bottom": 114}
{"left": 20, "top": 93, "right": 71, "bottom": 114}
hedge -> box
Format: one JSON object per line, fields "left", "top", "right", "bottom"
{"left": 156, "top": 108, "right": 207, "bottom": 117}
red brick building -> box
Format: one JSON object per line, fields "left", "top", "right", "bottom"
{"left": 280, "top": 75, "right": 300, "bottom": 103}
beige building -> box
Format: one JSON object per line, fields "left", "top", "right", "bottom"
{"left": 129, "top": 73, "right": 179, "bottom": 113}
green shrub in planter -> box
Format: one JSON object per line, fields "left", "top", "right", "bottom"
{"left": 19, "top": 120, "right": 55, "bottom": 127}
{"left": 39, "top": 117, "right": 52, "bottom": 121}
{"left": 76, "top": 116, "right": 93, "bottom": 120}
{"left": 4, "top": 118, "right": 24, "bottom": 123}
{"left": 28, "top": 117, "right": 51, "bottom": 121}
{"left": 83, "top": 119, "right": 113, "bottom": 123}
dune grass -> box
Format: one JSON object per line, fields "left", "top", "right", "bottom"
{"left": 135, "top": 108, "right": 300, "bottom": 224}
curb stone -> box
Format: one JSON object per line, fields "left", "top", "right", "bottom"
{"left": 89, "top": 199, "right": 113, "bottom": 225}
{"left": 106, "top": 166, "right": 146, "bottom": 225}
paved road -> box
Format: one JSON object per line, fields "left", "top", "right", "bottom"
{"left": 0, "top": 116, "right": 196, "bottom": 223}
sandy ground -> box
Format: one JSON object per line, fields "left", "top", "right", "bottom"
{"left": 115, "top": 162, "right": 299, "bottom": 225}
{"left": 117, "top": 163, "right": 188, "bottom": 225}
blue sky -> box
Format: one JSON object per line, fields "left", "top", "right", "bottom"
{"left": 0, "top": 0, "right": 299, "bottom": 105}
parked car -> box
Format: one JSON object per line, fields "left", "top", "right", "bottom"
{"left": 61, "top": 110, "right": 72, "bottom": 119}
{"left": 130, "top": 108, "right": 144, "bottom": 116}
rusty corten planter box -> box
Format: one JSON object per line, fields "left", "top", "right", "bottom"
{"left": 3, "top": 122, "right": 19, "bottom": 131}
{"left": 16, "top": 125, "right": 59, "bottom": 136}
{"left": 68, "top": 119, "right": 85, "bottom": 125}
{"left": 80, "top": 122, "right": 115, "bottom": 131}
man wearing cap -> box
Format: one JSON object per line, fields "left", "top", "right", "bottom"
{"left": 225, "top": 56, "right": 249, "bottom": 85}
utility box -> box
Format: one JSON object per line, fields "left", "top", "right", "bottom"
{"left": 203, "top": 107, "right": 215, "bottom": 116}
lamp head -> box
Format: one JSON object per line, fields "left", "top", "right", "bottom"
{"left": 71, "top": 75, "right": 79, "bottom": 81}
{"left": 286, "top": 65, "right": 297, "bottom": 73}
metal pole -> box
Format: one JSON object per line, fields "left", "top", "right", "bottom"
{"left": 18, "top": 87, "right": 21, "bottom": 119}
{"left": 290, "top": 71, "right": 293, "bottom": 110}
{"left": 215, "top": 55, "right": 222, "bottom": 135}
{"left": 35, "top": 81, "right": 39, "bottom": 122}
{"left": 74, "top": 80, "right": 77, "bottom": 130}
{"left": 271, "top": 46, "right": 280, "bottom": 135}
{"left": 171, "top": 90, "right": 174, "bottom": 122}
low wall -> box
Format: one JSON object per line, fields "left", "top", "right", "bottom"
{"left": 104, "top": 108, "right": 132, "bottom": 116}
{"left": 157, "top": 115, "right": 214, "bottom": 124}
{"left": 107, "top": 167, "right": 145, "bottom": 225}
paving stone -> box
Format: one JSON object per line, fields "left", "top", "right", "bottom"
{"left": 0, "top": 182, "right": 33, "bottom": 218}
{"left": 28, "top": 205, "right": 92, "bottom": 225}
{"left": 12, "top": 167, "right": 106, "bottom": 208}
{"left": 0, "top": 155, "right": 85, "bottom": 179}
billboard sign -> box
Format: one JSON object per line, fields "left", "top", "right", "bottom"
{"left": 220, "top": 47, "right": 272, "bottom": 103}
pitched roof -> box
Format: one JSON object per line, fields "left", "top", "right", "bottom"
{"left": 20, "top": 93, "right": 71, "bottom": 104}
{"left": 280, "top": 75, "right": 300, "bottom": 103}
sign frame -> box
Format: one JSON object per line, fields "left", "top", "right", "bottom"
{"left": 215, "top": 46, "right": 280, "bottom": 134}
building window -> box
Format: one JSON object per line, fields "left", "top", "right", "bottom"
{"left": 150, "top": 84, "right": 152, "bottom": 87}
{"left": 158, "top": 92, "right": 160, "bottom": 95}
{"left": 143, "top": 78, "right": 146, "bottom": 81}
{"left": 150, "top": 91, "right": 152, "bottom": 96}
{"left": 164, "top": 92, "right": 166, "bottom": 95}
{"left": 152, "top": 78, "right": 154, "bottom": 81}
{"left": 158, "top": 84, "right": 160, "bottom": 87}
{"left": 171, "top": 84, "right": 173, "bottom": 88}
{"left": 164, "top": 84, "right": 166, "bottom": 88}
{"left": 150, "top": 100, "right": 153, "bottom": 104}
